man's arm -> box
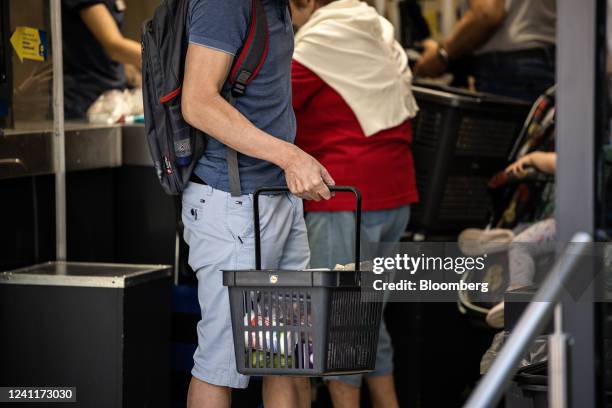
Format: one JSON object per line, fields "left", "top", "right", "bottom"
{"left": 79, "top": 4, "right": 142, "bottom": 69}
{"left": 181, "top": 43, "right": 334, "bottom": 201}
{"left": 415, "top": 0, "right": 506, "bottom": 77}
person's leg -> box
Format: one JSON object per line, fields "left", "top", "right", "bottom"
{"left": 182, "top": 184, "right": 253, "bottom": 408}
{"left": 365, "top": 375, "right": 399, "bottom": 408}
{"left": 263, "top": 376, "right": 311, "bottom": 408}
{"left": 304, "top": 211, "right": 355, "bottom": 269}
{"left": 362, "top": 206, "right": 410, "bottom": 408}
{"left": 486, "top": 218, "right": 557, "bottom": 328}
{"left": 327, "top": 379, "right": 362, "bottom": 408}
{"left": 305, "top": 206, "right": 411, "bottom": 408}
{"left": 187, "top": 377, "right": 231, "bottom": 408}
{"left": 361, "top": 316, "right": 401, "bottom": 408}
{"left": 508, "top": 218, "right": 557, "bottom": 289}
{"left": 183, "top": 185, "right": 300, "bottom": 407}
{"left": 263, "top": 193, "right": 313, "bottom": 407}
{"left": 305, "top": 210, "right": 363, "bottom": 406}
{"left": 362, "top": 318, "right": 398, "bottom": 408}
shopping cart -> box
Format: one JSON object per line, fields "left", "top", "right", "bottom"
{"left": 223, "top": 186, "right": 383, "bottom": 376}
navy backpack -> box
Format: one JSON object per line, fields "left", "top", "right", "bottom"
{"left": 141, "top": 0, "right": 269, "bottom": 195}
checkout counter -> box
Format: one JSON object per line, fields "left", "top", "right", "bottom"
{"left": 0, "top": 0, "right": 182, "bottom": 270}
{"left": 0, "top": 122, "right": 179, "bottom": 271}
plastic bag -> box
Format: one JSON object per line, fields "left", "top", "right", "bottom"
{"left": 87, "top": 88, "right": 143, "bottom": 125}
{"left": 480, "top": 330, "right": 548, "bottom": 375}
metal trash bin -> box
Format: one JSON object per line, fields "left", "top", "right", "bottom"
{"left": 223, "top": 187, "right": 383, "bottom": 376}
{"left": 0, "top": 261, "right": 172, "bottom": 408}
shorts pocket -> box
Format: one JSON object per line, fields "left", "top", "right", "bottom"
{"left": 183, "top": 202, "right": 204, "bottom": 225}
{"left": 225, "top": 195, "right": 253, "bottom": 241}
{"left": 182, "top": 186, "right": 207, "bottom": 225}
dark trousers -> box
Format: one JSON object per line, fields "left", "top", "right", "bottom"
{"left": 473, "top": 47, "right": 556, "bottom": 103}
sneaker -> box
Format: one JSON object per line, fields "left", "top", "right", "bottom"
{"left": 458, "top": 228, "right": 515, "bottom": 256}
{"left": 486, "top": 301, "right": 505, "bottom": 329}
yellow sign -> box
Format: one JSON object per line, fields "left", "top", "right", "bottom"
{"left": 10, "top": 26, "right": 47, "bottom": 62}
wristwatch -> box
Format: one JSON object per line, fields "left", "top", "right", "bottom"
{"left": 436, "top": 42, "right": 450, "bottom": 67}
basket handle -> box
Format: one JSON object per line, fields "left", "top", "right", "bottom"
{"left": 253, "top": 186, "right": 362, "bottom": 271}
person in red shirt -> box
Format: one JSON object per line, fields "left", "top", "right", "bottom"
{"left": 290, "top": 0, "right": 419, "bottom": 407}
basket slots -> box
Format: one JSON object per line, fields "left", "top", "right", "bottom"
{"left": 241, "top": 289, "right": 314, "bottom": 371}
{"left": 327, "top": 289, "right": 381, "bottom": 371}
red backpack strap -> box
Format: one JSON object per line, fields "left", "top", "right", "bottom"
{"left": 226, "top": 0, "right": 269, "bottom": 197}
{"left": 229, "top": 0, "right": 269, "bottom": 97}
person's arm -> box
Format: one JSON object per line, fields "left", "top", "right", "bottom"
{"left": 124, "top": 63, "right": 142, "bottom": 87}
{"left": 79, "top": 4, "right": 141, "bottom": 69}
{"left": 415, "top": 0, "right": 506, "bottom": 77}
{"left": 181, "top": 43, "right": 334, "bottom": 201}
{"left": 506, "top": 152, "right": 557, "bottom": 176}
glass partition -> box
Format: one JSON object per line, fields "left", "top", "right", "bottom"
{"left": 7, "top": 0, "right": 54, "bottom": 129}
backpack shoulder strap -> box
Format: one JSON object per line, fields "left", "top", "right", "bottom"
{"left": 226, "top": 0, "right": 269, "bottom": 196}
{"left": 229, "top": 0, "right": 269, "bottom": 97}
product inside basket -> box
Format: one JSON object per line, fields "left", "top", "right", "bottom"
{"left": 332, "top": 261, "right": 373, "bottom": 271}
{"left": 240, "top": 261, "right": 373, "bottom": 369}
{"left": 243, "top": 292, "right": 314, "bottom": 369}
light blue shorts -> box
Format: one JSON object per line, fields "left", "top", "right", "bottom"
{"left": 182, "top": 183, "right": 310, "bottom": 389}
{"left": 305, "top": 205, "right": 411, "bottom": 388}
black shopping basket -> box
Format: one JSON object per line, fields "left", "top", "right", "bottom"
{"left": 223, "top": 186, "right": 383, "bottom": 376}
{"left": 409, "top": 83, "right": 531, "bottom": 235}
